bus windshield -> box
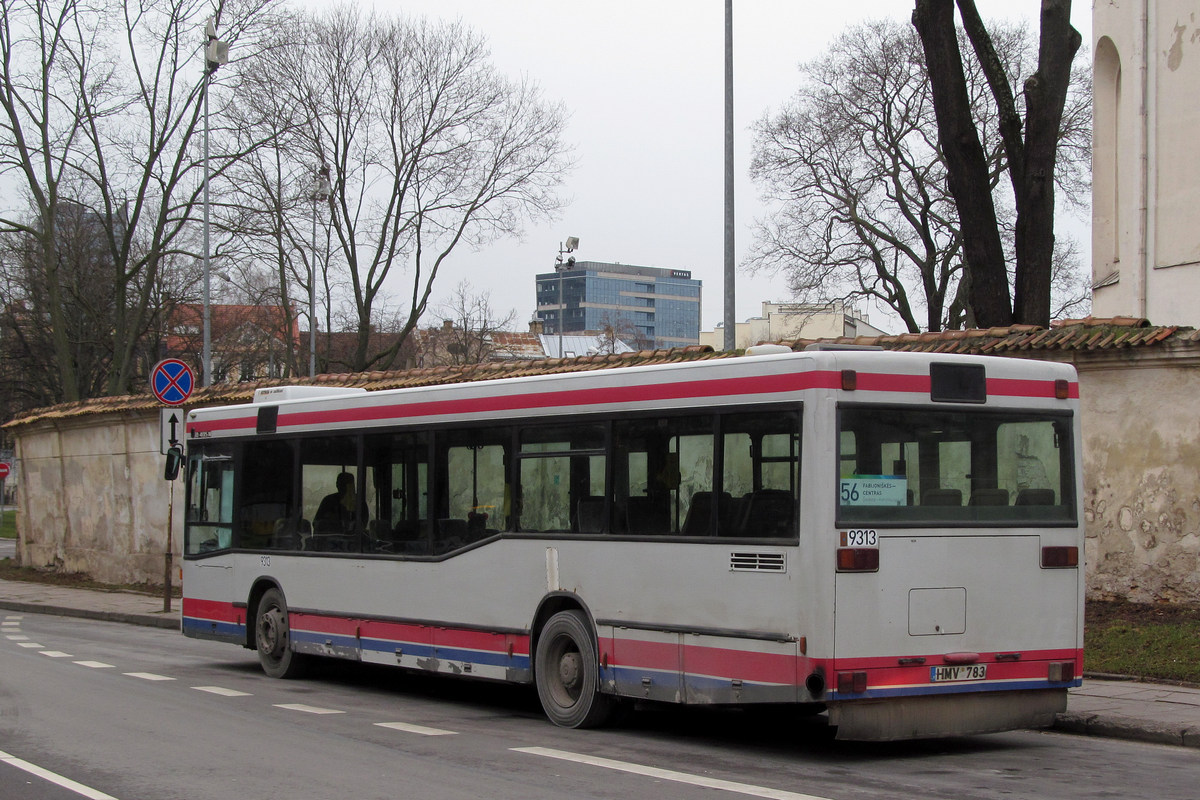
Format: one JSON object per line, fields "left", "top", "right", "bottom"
{"left": 837, "top": 405, "right": 1075, "bottom": 526}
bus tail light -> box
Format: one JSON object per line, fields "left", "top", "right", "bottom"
{"left": 1048, "top": 660, "right": 1076, "bottom": 682}
{"left": 837, "top": 548, "right": 879, "bottom": 572}
{"left": 837, "top": 671, "right": 868, "bottom": 694}
{"left": 1041, "top": 546, "right": 1079, "bottom": 568}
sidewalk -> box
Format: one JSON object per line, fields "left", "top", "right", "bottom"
{"left": 0, "top": 576, "right": 179, "bottom": 629}
{"left": 0, "top": 577, "right": 1197, "bottom": 747}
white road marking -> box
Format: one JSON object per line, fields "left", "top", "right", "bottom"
{"left": 74, "top": 661, "right": 115, "bottom": 669}
{"left": 17, "top": 642, "right": 43, "bottom": 649}
{"left": 1, "top": 620, "right": 21, "bottom": 626}
{"left": 192, "top": 686, "right": 252, "bottom": 697}
{"left": 512, "top": 747, "right": 835, "bottom": 800}
{"left": 374, "top": 721, "right": 458, "bottom": 736}
{"left": 122, "top": 672, "right": 175, "bottom": 681}
{"left": 0, "top": 747, "right": 120, "bottom": 800}
{"left": 38, "top": 650, "right": 73, "bottom": 658}
{"left": 5, "top": 634, "right": 29, "bottom": 640}
{"left": 274, "top": 703, "right": 345, "bottom": 715}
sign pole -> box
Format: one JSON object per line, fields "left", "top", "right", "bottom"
{"left": 164, "top": 479, "right": 174, "bottom": 613}
{"left": 0, "top": 463, "right": 11, "bottom": 543}
{"left": 150, "top": 359, "right": 194, "bottom": 615}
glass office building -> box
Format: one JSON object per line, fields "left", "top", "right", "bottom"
{"left": 535, "top": 261, "right": 702, "bottom": 350}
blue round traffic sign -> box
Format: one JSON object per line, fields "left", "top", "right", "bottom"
{"left": 151, "top": 358, "right": 196, "bottom": 406}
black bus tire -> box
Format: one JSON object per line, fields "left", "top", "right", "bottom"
{"left": 255, "top": 587, "right": 307, "bottom": 679}
{"left": 534, "top": 610, "right": 614, "bottom": 728}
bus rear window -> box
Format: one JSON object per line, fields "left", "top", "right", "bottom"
{"left": 837, "top": 406, "right": 1075, "bottom": 526}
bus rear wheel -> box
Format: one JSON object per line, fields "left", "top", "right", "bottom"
{"left": 255, "top": 587, "right": 307, "bottom": 679}
{"left": 535, "top": 610, "right": 613, "bottom": 728}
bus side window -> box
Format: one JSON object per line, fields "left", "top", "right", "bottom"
{"left": 517, "top": 423, "right": 605, "bottom": 534}
{"left": 613, "top": 415, "right": 714, "bottom": 536}
{"left": 435, "top": 427, "right": 510, "bottom": 553}
{"left": 721, "top": 411, "right": 800, "bottom": 538}
{"left": 240, "top": 440, "right": 297, "bottom": 551}
{"left": 300, "top": 436, "right": 360, "bottom": 553}
{"left": 364, "top": 432, "right": 429, "bottom": 554}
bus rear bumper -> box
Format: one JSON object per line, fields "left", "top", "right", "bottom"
{"left": 827, "top": 688, "right": 1067, "bottom": 741}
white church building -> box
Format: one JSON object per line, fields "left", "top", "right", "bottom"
{"left": 1092, "top": 1, "right": 1200, "bottom": 324}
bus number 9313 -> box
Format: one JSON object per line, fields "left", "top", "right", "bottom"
{"left": 841, "top": 529, "right": 878, "bottom": 547}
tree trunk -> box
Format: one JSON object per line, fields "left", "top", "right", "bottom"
{"left": 40, "top": 216, "right": 81, "bottom": 403}
{"left": 1012, "top": 0, "right": 1081, "bottom": 326}
{"left": 913, "top": 0, "right": 1012, "bottom": 328}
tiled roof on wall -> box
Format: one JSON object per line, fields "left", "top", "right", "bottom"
{"left": 782, "top": 317, "right": 1189, "bottom": 354}
{"left": 3, "top": 345, "right": 724, "bottom": 429}
{"left": 7, "top": 318, "right": 1197, "bottom": 431}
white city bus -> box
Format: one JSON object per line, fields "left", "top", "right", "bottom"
{"left": 181, "top": 346, "right": 1083, "bottom": 740}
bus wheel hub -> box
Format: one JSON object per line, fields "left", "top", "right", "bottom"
{"left": 558, "top": 651, "right": 581, "bottom": 690}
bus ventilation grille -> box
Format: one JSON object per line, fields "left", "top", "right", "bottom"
{"left": 729, "top": 552, "right": 786, "bottom": 573}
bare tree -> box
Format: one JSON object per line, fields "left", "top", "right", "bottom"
{"left": 748, "top": 17, "right": 1089, "bottom": 332}
{"left": 593, "top": 312, "right": 648, "bottom": 354}
{"left": 914, "top": 0, "right": 1083, "bottom": 327}
{"left": 0, "top": 208, "right": 114, "bottom": 406}
{"left": 420, "top": 281, "right": 517, "bottom": 366}
{"left": 0, "top": 0, "right": 279, "bottom": 402}
{"left": 243, "top": 7, "right": 572, "bottom": 373}
{"left": 216, "top": 12, "right": 322, "bottom": 378}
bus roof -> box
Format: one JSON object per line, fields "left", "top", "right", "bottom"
{"left": 185, "top": 349, "right": 1078, "bottom": 441}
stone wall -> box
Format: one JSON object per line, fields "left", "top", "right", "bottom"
{"left": 14, "top": 410, "right": 181, "bottom": 586}
{"left": 1079, "top": 356, "right": 1200, "bottom": 602}
{"left": 8, "top": 343, "right": 1200, "bottom": 602}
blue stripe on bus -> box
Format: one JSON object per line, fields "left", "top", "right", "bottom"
{"left": 183, "top": 617, "right": 245, "bottom": 639}
{"left": 604, "top": 664, "right": 787, "bottom": 690}
{"left": 290, "top": 631, "right": 532, "bottom": 670}
{"left": 360, "top": 636, "right": 531, "bottom": 669}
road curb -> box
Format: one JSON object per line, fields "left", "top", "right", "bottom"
{"left": 1054, "top": 711, "right": 1200, "bottom": 748}
{"left": 0, "top": 599, "right": 179, "bottom": 630}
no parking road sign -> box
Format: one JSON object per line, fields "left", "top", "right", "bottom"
{"left": 151, "top": 358, "right": 195, "bottom": 406}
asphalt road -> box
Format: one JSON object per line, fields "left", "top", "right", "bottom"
{"left": 0, "top": 538, "right": 15, "bottom": 559}
{"left": 1, "top": 612, "right": 1198, "bottom": 800}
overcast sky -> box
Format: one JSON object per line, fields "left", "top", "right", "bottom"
{"left": 373, "top": 1, "right": 1094, "bottom": 336}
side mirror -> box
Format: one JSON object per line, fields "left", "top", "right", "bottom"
{"left": 164, "top": 447, "right": 183, "bottom": 481}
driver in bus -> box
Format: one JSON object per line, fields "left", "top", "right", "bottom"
{"left": 314, "top": 472, "right": 356, "bottom": 532}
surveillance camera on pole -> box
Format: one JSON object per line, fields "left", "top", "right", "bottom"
{"left": 202, "top": 17, "right": 229, "bottom": 387}
{"left": 206, "top": 20, "right": 229, "bottom": 73}
{"left": 556, "top": 237, "right": 580, "bottom": 359}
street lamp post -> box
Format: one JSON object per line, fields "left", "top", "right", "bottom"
{"left": 202, "top": 19, "right": 228, "bottom": 387}
{"left": 555, "top": 237, "right": 579, "bottom": 358}
{"left": 309, "top": 166, "right": 331, "bottom": 377}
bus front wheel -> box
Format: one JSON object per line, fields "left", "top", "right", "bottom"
{"left": 255, "top": 587, "right": 307, "bottom": 679}
{"left": 534, "top": 610, "right": 613, "bottom": 728}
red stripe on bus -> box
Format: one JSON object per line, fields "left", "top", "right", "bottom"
{"left": 681, "top": 641, "right": 801, "bottom": 684}
{"left": 182, "top": 598, "right": 241, "bottom": 623}
{"left": 186, "top": 369, "right": 1076, "bottom": 435}
{"left": 855, "top": 373, "right": 929, "bottom": 393}
{"left": 293, "top": 613, "right": 532, "bottom": 656}
{"left": 824, "top": 647, "right": 1084, "bottom": 687}
{"left": 291, "top": 612, "right": 359, "bottom": 637}
{"left": 989, "top": 377, "right": 1080, "bottom": 399}
{"left": 188, "top": 371, "right": 838, "bottom": 434}
{"left": 608, "top": 636, "right": 800, "bottom": 684}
